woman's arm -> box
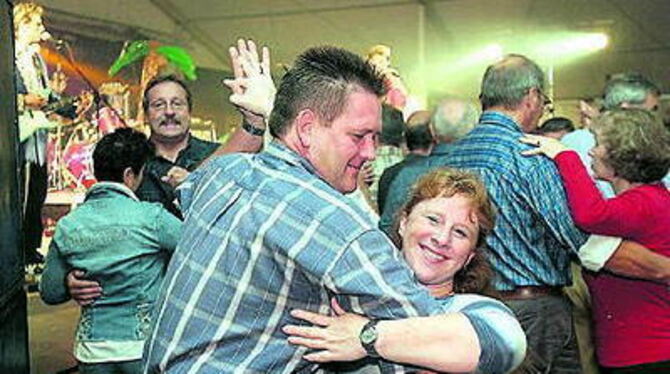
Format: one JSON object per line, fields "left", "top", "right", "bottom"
{"left": 520, "top": 135, "right": 646, "bottom": 237}
{"left": 552, "top": 151, "right": 646, "bottom": 236}
{"left": 283, "top": 298, "right": 526, "bottom": 373}
{"left": 155, "top": 205, "right": 183, "bottom": 253}
{"left": 39, "top": 240, "right": 71, "bottom": 305}
{"left": 377, "top": 313, "right": 481, "bottom": 372}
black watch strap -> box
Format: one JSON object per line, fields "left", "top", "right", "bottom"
{"left": 241, "top": 120, "right": 265, "bottom": 136}
{"left": 359, "top": 319, "right": 381, "bottom": 358}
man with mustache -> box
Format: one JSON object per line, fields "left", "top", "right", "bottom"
{"left": 135, "top": 74, "right": 267, "bottom": 218}
{"left": 65, "top": 40, "right": 274, "bottom": 304}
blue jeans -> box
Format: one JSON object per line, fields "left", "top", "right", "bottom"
{"left": 78, "top": 359, "right": 142, "bottom": 374}
{"left": 504, "top": 294, "right": 581, "bottom": 374}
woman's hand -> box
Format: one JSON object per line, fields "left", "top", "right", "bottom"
{"left": 519, "top": 134, "right": 569, "bottom": 159}
{"left": 283, "top": 298, "right": 369, "bottom": 363}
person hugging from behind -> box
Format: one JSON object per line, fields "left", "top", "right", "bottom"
{"left": 40, "top": 128, "right": 182, "bottom": 374}
{"left": 284, "top": 168, "right": 527, "bottom": 373}
{"left": 521, "top": 108, "right": 670, "bottom": 373}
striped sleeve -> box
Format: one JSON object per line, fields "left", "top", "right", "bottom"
{"left": 459, "top": 298, "right": 527, "bottom": 374}
{"left": 323, "top": 230, "right": 443, "bottom": 319}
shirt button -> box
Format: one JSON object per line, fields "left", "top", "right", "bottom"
{"left": 606, "top": 313, "right": 613, "bottom": 320}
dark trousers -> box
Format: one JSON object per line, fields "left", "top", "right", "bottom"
{"left": 78, "top": 359, "right": 143, "bottom": 374}
{"left": 505, "top": 294, "right": 581, "bottom": 374}
{"left": 21, "top": 162, "right": 47, "bottom": 263}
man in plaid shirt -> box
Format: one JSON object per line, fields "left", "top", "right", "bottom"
{"left": 143, "top": 43, "right": 525, "bottom": 374}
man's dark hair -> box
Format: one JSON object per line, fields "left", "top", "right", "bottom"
{"left": 268, "top": 46, "right": 386, "bottom": 138}
{"left": 406, "top": 122, "right": 433, "bottom": 152}
{"left": 536, "top": 117, "right": 575, "bottom": 135}
{"left": 142, "top": 74, "right": 193, "bottom": 113}
{"left": 380, "top": 104, "right": 405, "bottom": 146}
{"left": 93, "top": 128, "right": 153, "bottom": 183}
{"left": 479, "top": 54, "right": 545, "bottom": 110}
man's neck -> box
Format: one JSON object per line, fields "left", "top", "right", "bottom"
{"left": 278, "top": 131, "right": 307, "bottom": 158}
{"left": 151, "top": 135, "right": 189, "bottom": 162}
{"left": 411, "top": 148, "right": 432, "bottom": 156}
{"left": 485, "top": 106, "right": 531, "bottom": 132}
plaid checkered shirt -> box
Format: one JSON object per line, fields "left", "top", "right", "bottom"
{"left": 143, "top": 140, "right": 524, "bottom": 374}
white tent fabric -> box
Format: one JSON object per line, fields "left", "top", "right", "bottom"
{"left": 40, "top": 0, "right": 670, "bottom": 102}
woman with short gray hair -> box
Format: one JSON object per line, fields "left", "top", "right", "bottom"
{"left": 521, "top": 108, "right": 670, "bottom": 373}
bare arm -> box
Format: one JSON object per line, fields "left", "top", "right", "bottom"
{"left": 377, "top": 314, "right": 481, "bottom": 372}
{"left": 604, "top": 240, "right": 670, "bottom": 284}
{"left": 211, "top": 39, "right": 276, "bottom": 157}
{"left": 284, "top": 298, "right": 525, "bottom": 373}
{"left": 285, "top": 311, "right": 480, "bottom": 372}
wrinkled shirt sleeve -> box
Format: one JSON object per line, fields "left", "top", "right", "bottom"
{"left": 523, "top": 163, "right": 588, "bottom": 253}
{"left": 155, "top": 206, "right": 182, "bottom": 253}
{"left": 39, "top": 239, "right": 71, "bottom": 305}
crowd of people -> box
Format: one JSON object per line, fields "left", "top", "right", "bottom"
{"left": 13, "top": 2, "right": 670, "bottom": 374}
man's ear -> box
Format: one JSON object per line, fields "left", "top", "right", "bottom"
{"left": 524, "top": 87, "right": 538, "bottom": 109}
{"left": 122, "top": 167, "right": 136, "bottom": 188}
{"left": 294, "top": 109, "right": 318, "bottom": 149}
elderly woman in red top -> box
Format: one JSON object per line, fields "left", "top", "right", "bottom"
{"left": 521, "top": 108, "right": 670, "bottom": 373}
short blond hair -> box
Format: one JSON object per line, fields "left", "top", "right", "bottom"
{"left": 13, "top": 2, "right": 43, "bottom": 33}
{"left": 365, "top": 44, "right": 391, "bottom": 62}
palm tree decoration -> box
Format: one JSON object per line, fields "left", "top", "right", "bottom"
{"left": 108, "top": 40, "right": 197, "bottom": 122}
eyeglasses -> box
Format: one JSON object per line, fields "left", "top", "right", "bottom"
{"left": 539, "top": 91, "right": 552, "bottom": 107}
{"left": 149, "top": 99, "right": 188, "bottom": 112}
{"left": 532, "top": 88, "right": 553, "bottom": 114}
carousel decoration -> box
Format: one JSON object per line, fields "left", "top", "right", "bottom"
{"left": 39, "top": 38, "right": 199, "bottom": 192}
{"left": 96, "top": 82, "right": 132, "bottom": 134}
{"left": 52, "top": 82, "right": 133, "bottom": 191}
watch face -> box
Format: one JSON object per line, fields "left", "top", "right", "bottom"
{"left": 361, "top": 327, "right": 377, "bottom": 344}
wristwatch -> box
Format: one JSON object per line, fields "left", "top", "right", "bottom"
{"left": 359, "top": 319, "right": 381, "bottom": 358}
{"left": 241, "top": 119, "right": 265, "bottom": 136}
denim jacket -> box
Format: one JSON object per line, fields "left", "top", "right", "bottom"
{"left": 40, "top": 182, "right": 181, "bottom": 362}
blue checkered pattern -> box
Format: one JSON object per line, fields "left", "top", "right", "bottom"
{"left": 143, "top": 140, "right": 524, "bottom": 374}
{"left": 430, "top": 112, "right": 587, "bottom": 290}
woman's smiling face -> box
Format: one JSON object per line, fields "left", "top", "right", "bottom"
{"left": 399, "top": 194, "right": 479, "bottom": 295}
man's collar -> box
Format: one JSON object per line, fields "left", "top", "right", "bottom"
{"left": 151, "top": 133, "right": 192, "bottom": 161}
{"left": 431, "top": 142, "right": 451, "bottom": 156}
{"left": 480, "top": 111, "right": 523, "bottom": 132}
{"left": 266, "top": 140, "right": 319, "bottom": 176}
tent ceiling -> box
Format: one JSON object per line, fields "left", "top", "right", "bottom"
{"left": 39, "top": 0, "right": 670, "bottom": 101}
